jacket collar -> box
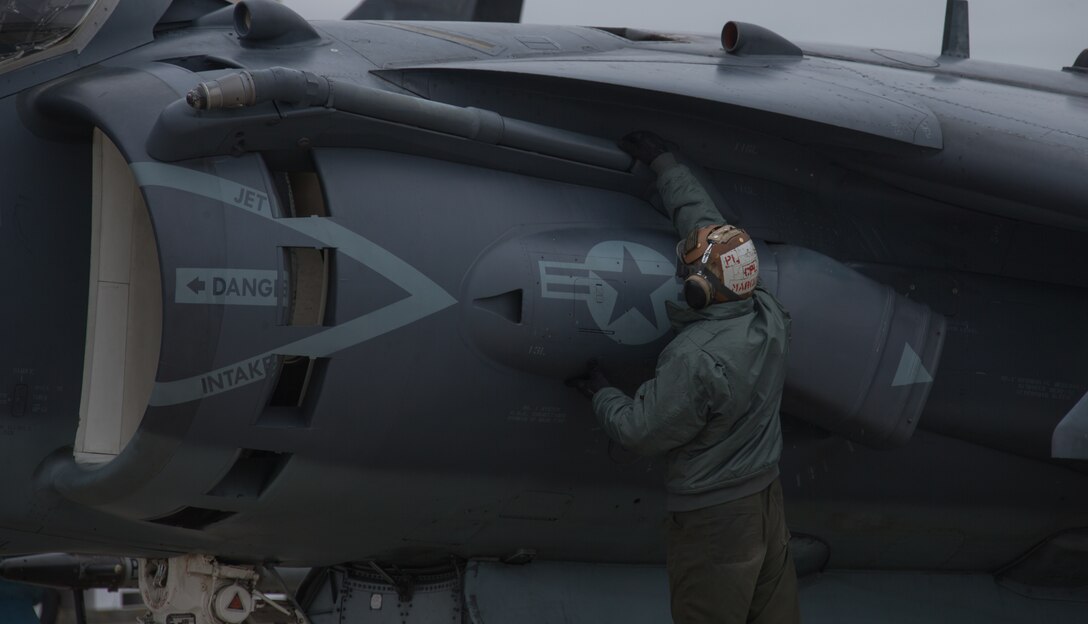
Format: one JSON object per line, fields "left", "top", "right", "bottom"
{"left": 666, "top": 298, "right": 755, "bottom": 331}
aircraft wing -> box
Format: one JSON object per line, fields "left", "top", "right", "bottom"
{"left": 379, "top": 49, "right": 944, "bottom": 150}
{"left": 1, "top": 3, "right": 1087, "bottom": 622}
{"left": 365, "top": 26, "right": 1088, "bottom": 231}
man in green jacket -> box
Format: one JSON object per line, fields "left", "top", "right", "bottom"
{"left": 571, "top": 132, "right": 799, "bottom": 624}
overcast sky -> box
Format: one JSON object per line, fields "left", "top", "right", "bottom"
{"left": 280, "top": 0, "right": 1086, "bottom": 70}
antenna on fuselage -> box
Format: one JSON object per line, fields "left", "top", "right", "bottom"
{"left": 941, "top": 0, "right": 970, "bottom": 58}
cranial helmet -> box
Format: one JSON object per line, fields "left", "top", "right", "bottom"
{"left": 676, "top": 224, "right": 759, "bottom": 309}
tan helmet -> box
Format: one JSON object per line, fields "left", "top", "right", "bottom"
{"left": 675, "top": 224, "right": 759, "bottom": 309}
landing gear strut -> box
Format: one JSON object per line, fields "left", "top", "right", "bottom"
{"left": 137, "top": 555, "right": 307, "bottom": 624}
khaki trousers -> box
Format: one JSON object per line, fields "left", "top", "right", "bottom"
{"left": 666, "top": 478, "right": 800, "bottom": 624}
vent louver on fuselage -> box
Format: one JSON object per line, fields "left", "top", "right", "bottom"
{"left": 592, "top": 27, "right": 685, "bottom": 43}
{"left": 148, "top": 507, "right": 236, "bottom": 531}
{"left": 156, "top": 55, "right": 243, "bottom": 72}
{"left": 207, "top": 449, "right": 291, "bottom": 498}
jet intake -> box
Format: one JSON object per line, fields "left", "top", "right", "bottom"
{"left": 721, "top": 22, "right": 803, "bottom": 57}
{"left": 233, "top": 0, "right": 321, "bottom": 46}
{"left": 76, "top": 129, "right": 162, "bottom": 465}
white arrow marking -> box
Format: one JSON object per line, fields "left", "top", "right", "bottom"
{"left": 131, "top": 162, "right": 457, "bottom": 406}
{"left": 892, "top": 344, "right": 933, "bottom": 387}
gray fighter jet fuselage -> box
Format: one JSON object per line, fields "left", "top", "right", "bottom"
{"left": 0, "top": 1, "right": 1086, "bottom": 620}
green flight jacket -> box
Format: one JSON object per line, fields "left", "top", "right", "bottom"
{"left": 592, "top": 155, "right": 791, "bottom": 511}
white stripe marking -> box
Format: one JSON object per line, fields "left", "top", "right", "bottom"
{"left": 131, "top": 162, "right": 457, "bottom": 406}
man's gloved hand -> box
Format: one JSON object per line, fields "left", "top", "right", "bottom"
{"left": 618, "top": 131, "right": 670, "bottom": 165}
{"left": 565, "top": 360, "right": 612, "bottom": 399}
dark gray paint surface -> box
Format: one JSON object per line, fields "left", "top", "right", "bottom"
{"left": 346, "top": 0, "right": 523, "bottom": 23}
{"left": 302, "top": 562, "right": 1088, "bottom": 623}
{"left": 0, "top": 2, "right": 1085, "bottom": 613}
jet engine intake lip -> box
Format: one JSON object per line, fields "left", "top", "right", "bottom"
{"left": 234, "top": 1, "right": 257, "bottom": 39}
{"left": 723, "top": 22, "right": 740, "bottom": 52}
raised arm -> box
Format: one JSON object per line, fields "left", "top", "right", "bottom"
{"left": 652, "top": 154, "right": 728, "bottom": 237}
{"left": 619, "top": 131, "right": 729, "bottom": 238}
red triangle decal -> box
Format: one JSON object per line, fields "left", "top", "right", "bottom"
{"left": 227, "top": 592, "right": 244, "bottom": 611}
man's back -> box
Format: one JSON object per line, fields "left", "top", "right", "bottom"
{"left": 661, "top": 288, "right": 790, "bottom": 510}
{"left": 581, "top": 132, "right": 800, "bottom": 624}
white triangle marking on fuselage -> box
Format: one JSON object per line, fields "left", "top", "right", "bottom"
{"left": 892, "top": 344, "right": 934, "bottom": 387}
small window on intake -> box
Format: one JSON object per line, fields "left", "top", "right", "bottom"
{"left": 284, "top": 247, "right": 329, "bottom": 327}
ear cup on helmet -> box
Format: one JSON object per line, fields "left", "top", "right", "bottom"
{"left": 683, "top": 275, "right": 713, "bottom": 309}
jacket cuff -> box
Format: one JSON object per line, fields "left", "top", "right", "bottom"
{"left": 650, "top": 152, "right": 678, "bottom": 174}
{"left": 591, "top": 387, "right": 627, "bottom": 418}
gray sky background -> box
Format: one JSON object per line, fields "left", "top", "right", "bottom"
{"left": 281, "top": 0, "right": 1086, "bottom": 70}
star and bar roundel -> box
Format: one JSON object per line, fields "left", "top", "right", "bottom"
{"left": 539, "top": 241, "right": 678, "bottom": 345}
